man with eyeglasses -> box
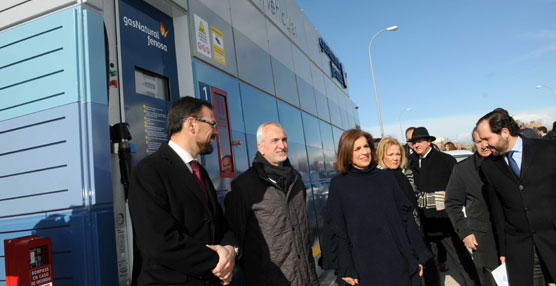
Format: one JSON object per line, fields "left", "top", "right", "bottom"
{"left": 129, "top": 96, "right": 238, "bottom": 286}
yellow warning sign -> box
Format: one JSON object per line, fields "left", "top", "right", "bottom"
{"left": 211, "top": 26, "right": 226, "bottom": 66}
{"left": 194, "top": 14, "right": 211, "bottom": 58}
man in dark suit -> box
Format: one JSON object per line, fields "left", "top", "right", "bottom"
{"left": 409, "top": 127, "right": 480, "bottom": 286}
{"left": 537, "top": 126, "right": 548, "bottom": 138}
{"left": 477, "top": 108, "right": 556, "bottom": 285}
{"left": 545, "top": 121, "right": 556, "bottom": 140}
{"left": 129, "top": 96, "right": 237, "bottom": 285}
{"left": 445, "top": 127, "right": 499, "bottom": 285}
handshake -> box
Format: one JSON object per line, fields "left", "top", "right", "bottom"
{"left": 417, "top": 191, "right": 446, "bottom": 211}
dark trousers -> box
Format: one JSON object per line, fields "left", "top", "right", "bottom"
{"left": 438, "top": 242, "right": 447, "bottom": 264}
{"left": 477, "top": 266, "right": 496, "bottom": 286}
{"left": 423, "top": 246, "right": 441, "bottom": 286}
{"left": 423, "top": 232, "right": 481, "bottom": 286}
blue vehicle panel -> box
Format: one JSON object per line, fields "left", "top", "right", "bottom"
{"left": 0, "top": 6, "right": 116, "bottom": 285}
{"left": 0, "top": 7, "right": 107, "bottom": 122}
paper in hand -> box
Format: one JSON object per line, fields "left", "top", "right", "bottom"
{"left": 491, "top": 263, "right": 508, "bottom": 286}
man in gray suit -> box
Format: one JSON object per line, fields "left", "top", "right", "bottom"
{"left": 445, "top": 127, "right": 499, "bottom": 285}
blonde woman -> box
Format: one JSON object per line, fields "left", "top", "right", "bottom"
{"left": 377, "top": 138, "right": 420, "bottom": 209}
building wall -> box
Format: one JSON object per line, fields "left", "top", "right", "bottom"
{"left": 189, "top": 0, "right": 358, "bottom": 130}
{"left": 188, "top": 0, "right": 360, "bottom": 270}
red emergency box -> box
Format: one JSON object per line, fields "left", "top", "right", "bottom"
{"left": 4, "top": 235, "right": 53, "bottom": 286}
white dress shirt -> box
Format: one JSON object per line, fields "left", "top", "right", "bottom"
{"left": 168, "top": 140, "right": 195, "bottom": 173}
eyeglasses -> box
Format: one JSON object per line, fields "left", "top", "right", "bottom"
{"left": 194, "top": 117, "right": 217, "bottom": 127}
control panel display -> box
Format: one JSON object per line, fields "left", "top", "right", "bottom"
{"left": 135, "top": 67, "right": 170, "bottom": 101}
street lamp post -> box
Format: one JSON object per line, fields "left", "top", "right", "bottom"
{"left": 535, "top": 85, "right": 556, "bottom": 104}
{"left": 369, "top": 25, "right": 398, "bottom": 138}
{"left": 399, "top": 108, "right": 412, "bottom": 140}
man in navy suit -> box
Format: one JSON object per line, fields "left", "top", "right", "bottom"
{"left": 477, "top": 108, "right": 556, "bottom": 286}
{"left": 129, "top": 96, "right": 237, "bottom": 285}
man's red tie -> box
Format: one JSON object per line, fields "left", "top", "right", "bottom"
{"left": 189, "top": 160, "right": 208, "bottom": 200}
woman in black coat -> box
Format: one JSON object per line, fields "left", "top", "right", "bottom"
{"left": 321, "top": 129, "right": 430, "bottom": 286}
{"left": 376, "top": 137, "right": 421, "bottom": 227}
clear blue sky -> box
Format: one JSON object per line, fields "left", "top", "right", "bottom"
{"left": 297, "top": 0, "right": 556, "bottom": 143}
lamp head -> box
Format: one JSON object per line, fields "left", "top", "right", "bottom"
{"left": 536, "top": 85, "right": 543, "bottom": 89}
{"left": 386, "top": 25, "right": 399, "bottom": 31}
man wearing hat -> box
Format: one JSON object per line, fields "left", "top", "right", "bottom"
{"left": 408, "top": 127, "right": 480, "bottom": 286}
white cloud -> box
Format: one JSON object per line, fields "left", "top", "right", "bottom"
{"left": 512, "top": 108, "right": 556, "bottom": 126}
{"left": 362, "top": 112, "right": 481, "bottom": 143}
{"left": 516, "top": 42, "right": 556, "bottom": 62}
{"left": 526, "top": 29, "right": 556, "bottom": 41}
{"left": 362, "top": 106, "right": 556, "bottom": 144}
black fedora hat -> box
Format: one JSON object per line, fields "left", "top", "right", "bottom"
{"left": 409, "top": 127, "right": 436, "bottom": 142}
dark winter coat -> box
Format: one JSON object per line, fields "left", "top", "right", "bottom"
{"left": 445, "top": 152, "right": 499, "bottom": 269}
{"left": 519, "top": 128, "right": 541, "bottom": 139}
{"left": 545, "top": 129, "right": 556, "bottom": 140}
{"left": 321, "top": 165, "right": 431, "bottom": 286}
{"left": 129, "top": 143, "right": 235, "bottom": 286}
{"left": 480, "top": 137, "right": 556, "bottom": 285}
{"left": 224, "top": 153, "right": 318, "bottom": 286}
{"left": 409, "top": 147, "right": 456, "bottom": 236}
{"left": 387, "top": 168, "right": 419, "bottom": 210}
{"left": 381, "top": 167, "right": 422, "bottom": 230}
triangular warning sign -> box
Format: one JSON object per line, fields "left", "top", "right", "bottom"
{"left": 199, "top": 22, "right": 206, "bottom": 34}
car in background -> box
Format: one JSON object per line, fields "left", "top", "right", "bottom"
{"left": 443, "top": 149, "right": 473, "bottom": 162}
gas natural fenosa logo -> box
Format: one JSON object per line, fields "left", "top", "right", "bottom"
{"left": 122, "top": 15, "right": 168, "bottom": 52}
{"left": 160, "top": 22, "right": 169, "bottom": 38}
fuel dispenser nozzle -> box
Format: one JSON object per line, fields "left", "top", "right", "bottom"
{"left": 110, "top": 123, "right": 133, "bottom": 199}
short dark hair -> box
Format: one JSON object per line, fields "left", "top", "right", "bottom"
{"left": 166, "top": 96, "right": 213, "bottom": 137}
{"left": 471, "top": 126, "right": 478, "bottom": 141}
{"left": 476, "top": 108, "right": 520, "bottom": 136}
{"left": 336, "top": 129, "right": 376, "bottom": 174}
{"left": 405, "top": 127, "right": 415, "bottom": 135}
{"left": 538, "top": 126, "right": 548, "bottom": 133}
